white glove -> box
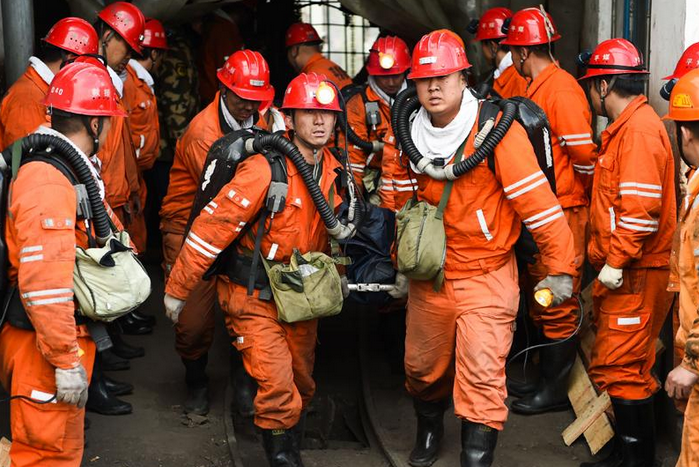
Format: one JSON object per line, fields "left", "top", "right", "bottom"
{"left": 164, "top": 293, "right": 186, "bottom": 324}
{"left": 388, "top": 272, "right": 409, "bottom": 299}
{"left": 534, "top": 274, "right": 573, "bottom": 306}
{"left": 598, "top": 264, "right": 623, "bottom": 290}
{"left": 341, "top": 276, "right": 350, "bottom": 299}
{"left": 55, "top": 364, "right": 89, "bottom": 408}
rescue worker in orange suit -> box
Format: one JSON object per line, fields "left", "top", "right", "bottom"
{"left": 662, "top": 43, "right": 699, "bottom": 404}
{"left": 469, "top": 7, "right": 527, "bottom": 99}
{"left": 286, "top": 23, "right": 353, "bottom": 90}
{"left": 160, "top": 50, "right": 283, "bottom": 416}
{"left": 664, "top": 68, "right": 699, "bottom": 467}
{"left": 92, "top": 3, "right": 153, "bottom": 385}
{"left": 0, "top": 61, "right": 125, "bottom": 467}
{"left": 502, "top": 7, "right": 597, "bottom": 414}
{"left": 163, "top": 72, "right": 344, "bottom": 467}
{"left": 337, "top": 36, "right": 410, "bottom": 200}
{"left": 577, "top": 39, "right": 676, "bottom": 467}
{"left": 660, "top": 42, "right": 699, "bottom": 102}
{"left": 0, "top": 17, "right": 98, "bottom": 150}
{"left": 123, "top": 18, "right": 168, "bottom": 253}
{"left": 94, "top": 2, "right": 145, "bottom": 240}
{"left": 385, "top": 31, "right": 577, "bottom": 467}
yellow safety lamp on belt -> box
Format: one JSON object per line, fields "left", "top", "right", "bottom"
{"left": 379, "top": 52, "right": 396, "bottom": 70}
{"left": 316, "top": 81, "right": 336, "bottom": 105}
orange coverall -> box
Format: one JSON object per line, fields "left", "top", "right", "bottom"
{"left": 0, "top": 155, "right": 114, "bottom": 466}
{"left": 0, "top": 65, "right": 51, "bottom": 150}
{"left": 123, "top": 62, "right": 161, "bottom": 253}
{"left": 336, "top": 85, "right": 391, "bottom": 192}
{"left": 198, "top": 12, "right": 244, "bottom": 105}
{"left": 166, "top": 148, "right": 342, "bottom": 429}
{"left": 670, "top": 169, "right": 699, "bottom": 467}
{"left": 302, "top": 53, "right": 353, "bottom": 90}
{"left": 401, "top": 109, "right": 577, "bottom": 430}
{"left": 525, "top": 63, "right": 597, "bottom": 339}
{"left": 160, "top": 93, "right": 275, "bottom": 360}
{"left": 493, "top": 64, "right": 527, "bottom": 99}
{"left": 587, "top": 96, "right": 675, "bottom": 400}
{"left": 98, "top": 108, "right": 140, "bottom": 231}
{"left": 379, "top": 128, "right": 418, "bottom": 212}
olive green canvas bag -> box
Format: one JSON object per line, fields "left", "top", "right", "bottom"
{"left": 263, "top": 249, "right": 345, "bottom": 323}
{"left": 395, "top": 137, "right": 467, "bottom": 289}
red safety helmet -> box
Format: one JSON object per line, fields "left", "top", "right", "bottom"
{"left": 475, "top": 7, "right": 513, "bottom": 41}
{"left": 500, "top": 7, "right": 561, "bottom": 47}
{"left": 578, "top": 38, "right": 648, "bottom": 81}
{"left": 408, "top": 30, "right": 471, "bottom": 80}
{"left": 142, "top": 18, "right": 168, "bottom": 50}
{"left": 366, "top": 36, "right": 411, "bottom": 76}
{"left": 43, "top": 17, "right": 98, "bottom": 56}
{"left": 664, "top": 43, "right": 699, "bottom": 81}
{"left": 98, "top": 1, "right": 146, "bottom": 54}
{"left": 217, "top": 50, "right": 275, "bottom": 102}
{"left": 43, "top": 62, "right": 126, "bottom": 117}
{"left": 285, "top": 23, "right": 322, "bottom": 48}
{"left": 664, "top": 68, "right": 699, "bottom": 121}
{"left": 282, "top": 72, "right": 341, "bottom": 111}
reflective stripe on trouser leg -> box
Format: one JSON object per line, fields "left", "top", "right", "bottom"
{"left": 588, "top": 268, "right": 672, "bottom": 399}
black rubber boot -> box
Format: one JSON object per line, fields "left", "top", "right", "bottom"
{"left": 408, "top": 398, "right": 449, "bottom": 467}
{"left": 506, "top": 376, "right": 538, "bottom": 398}
{"left": 261, "top": 429, "right": 304, "bottom": 467}
{"left": 118, "top": 312, "right": 153, "bottom": 335}
{"left": 580, "top": 397, "right": 655, "bottom": 467}
{"left": 183, "top": 355, "right": 209, "bottom": 415}
{"left": 104, "top": 375, "right": 134, "bottom": 396}
{"left": 233, "top": 366, "right": 257, "bottom": 417}
{"left": 100, "top": 348, "right": 130, "bottom": 371}
{"left": 510, "top": 337, "right": 577, "bottom": 415}
{"left": 460, "top": 421, "right": 499, "bottom": 467}
{"left": 131, "top": 309, "right": 156, "bottom": 327}
{"left": 87, "top": 354, "right": 133, "bottom": 415}
{"left": 109, "top": 331, "right": 145, "bottom": 360}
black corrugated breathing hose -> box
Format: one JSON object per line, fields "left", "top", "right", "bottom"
{"left": 249, "top": 133, "right": 362, "bottom": 238}
{"left": 21, "top": 134, "right": 111, "bottom": 239}
{"left": 392, "top": 87, "right": 517, "bottom": 179}
{"left": 337, "top": 107, "right": 374, "bottom": 153}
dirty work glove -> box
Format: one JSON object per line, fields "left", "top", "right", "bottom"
{"left": 598, "top": 264, "right": 623, "bottom": 290}
{"left": 388, "top": 272, "right": 409, "bottom": 299}
{"left": 164, "top": 293, "right": 186, "bottom": 324}
{"left": 55, "top": 364, "right": 89, "bottom": 408}
{"left": 341, "top": 276, "right": 350, "bottom": 299}
{"left": 534, "top": 274, "right": 573, "bottom": 307}
{"left": 368, "top": 193, "right": 382, "bottom": 207}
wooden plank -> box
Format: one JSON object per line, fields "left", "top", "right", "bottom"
{"left": 565, "top": 355, "right": 615, "bottom": 455}
{"left": 563, "top": 391, "right": 611, "bottom": 446}
{"left": 0, "top": 437, "right": 11, "bottom": 467}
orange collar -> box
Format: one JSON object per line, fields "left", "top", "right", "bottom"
{"left": 525, "top": 62, "right": 558, "bottom": 98}
{"left": 302, "top": 53, "right": 326, "bottom": 73}
{"left": 601, "top": 95, "right": 648, "bottom": 139}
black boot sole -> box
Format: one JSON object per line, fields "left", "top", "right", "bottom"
{"left": 510, "top": 399, "right": 571, "bottom": 415}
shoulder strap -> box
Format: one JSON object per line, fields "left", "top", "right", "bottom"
{"left": 435, "top": 135, "right": 469, "bottom": 220}
{"left": 11, "top": 140, "right": 22, "bottom": 179}
{"left": 478, "top": 100, "right": 501, "bottom": 174}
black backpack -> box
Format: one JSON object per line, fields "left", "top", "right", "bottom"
{"left": 478, "top": 97, "right": 556, "bottom": 263}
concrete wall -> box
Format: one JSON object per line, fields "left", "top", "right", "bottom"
{"left": 648, "top": 0, "right": 699, "bottom": 115}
